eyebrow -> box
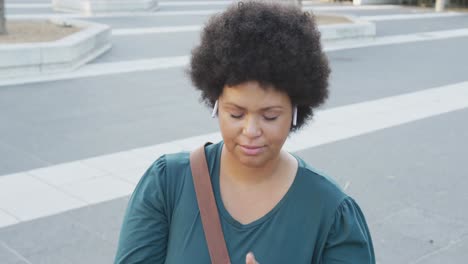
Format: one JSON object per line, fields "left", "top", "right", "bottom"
{"left": 223, "top": 102, "right": 284, "bottom": 111}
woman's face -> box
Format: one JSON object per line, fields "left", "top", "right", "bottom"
{"left": 218, "top": 81, "right": 293, "bottom": 168}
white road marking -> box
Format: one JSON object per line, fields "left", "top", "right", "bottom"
{"left": 2, "top": 28, "right": 468, "bottom": 87}
{"left": 361, "top": 12, "right": 466, "bottom": 21}
{"left": 1, "top": 81, "right": 468, "bottom": 228}
{"left": 284, "top": 81, "right": 468, "bottom": 151}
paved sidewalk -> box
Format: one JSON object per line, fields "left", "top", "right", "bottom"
{"left": 1, "top": 1, "right": 468, "bottom": 263}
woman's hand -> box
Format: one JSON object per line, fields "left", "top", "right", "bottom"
{"left": 246, "top": 252, "right": 260, "bottom": 264}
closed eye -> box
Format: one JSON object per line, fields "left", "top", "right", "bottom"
{"left": 230, "top": 114, "right": 244, "bottom": 119}
{"left": 264, "top": 116, "right": 278, "bottom": 121}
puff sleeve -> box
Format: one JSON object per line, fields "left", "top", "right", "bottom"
{"left": 114, "top": 156, "right": 169, "bottom": 264}
{"left": 321, "top": 197, "right": 375, "bottom": 264}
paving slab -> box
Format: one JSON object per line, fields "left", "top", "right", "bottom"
{"left": 296, "top": 108, "right": 468, "bottom": 263}
{"left": 24, "top": 235, "right": 116, "bottom": 264}
{"left": 0, "top": 241, "right": 29, "bottom": 264}
{"left": 420, "top": 234, "right": 468, "bottom": 264}
{"left": 61, "top": 197, "right": 130, "bottom": 245}
{"left": 373, "top": 207, "right": 468, "bottom": 263}
{"left": 0, "top": 210, "right": 19, "bottom": 227}
{"left": 0, "top": 173, "right": 87, "bottom": 220}
{"left": 0, "top": 198, "right": 128, "bottom": 264}
{"left": 28, "top": 161, "right": 108, "bottom": 186}
{"left": 0, "top": 213, "right": 96, "bottom": 256}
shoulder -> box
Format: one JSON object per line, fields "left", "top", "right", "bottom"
{"left": 144, "top": 152, "right": 190, "bottom": 181}
{"left": 291, "top": 156, "right": 357, "bottom": 226}
{"left": 136, "top": 151, "right": 191, "bottom": 203}
{"left": 292, "top": 157, "right": 374, "bottom": 252}
{"left": 322, "top": 196, "right": 375, "bottom": 261}
{"left": 156, "top": 141, "right": 220, "bottom": 175}
{"left": 145, "top": 151, "right": 192, "bottom": 190}
{"left": 295, "top": 156, "right": 348, "bottom": 205}
{"left": 141, "top": 142, "right": 220, "bottom": 201}
{"left": 292, "top": 158, "right": 370, "bottom": 241}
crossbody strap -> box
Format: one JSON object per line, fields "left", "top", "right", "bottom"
{"left": 190, "top": 143, "right": 231, "bottom": 264}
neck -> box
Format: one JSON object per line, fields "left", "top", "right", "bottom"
{"left": 220, "top": 146, "right": 284, "bottom": 186}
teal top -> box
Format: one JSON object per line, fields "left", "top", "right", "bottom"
{"left": 115, "top": 142, "right": 375, "bottom": 263}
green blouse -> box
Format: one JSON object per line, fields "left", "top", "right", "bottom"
{"left": 115, "top": 142, "right": 375, "bottom": 263}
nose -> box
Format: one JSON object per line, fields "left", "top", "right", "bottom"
{"left": 242, "top": 116, "right": 262, "bottom": 138}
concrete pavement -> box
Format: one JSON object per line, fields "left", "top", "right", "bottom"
{"left": 1, "top": 1, "right": 468, "bottom": 263}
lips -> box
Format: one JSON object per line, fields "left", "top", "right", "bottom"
{"left": 239, "top": 145, "right": 264, "bottom": 155}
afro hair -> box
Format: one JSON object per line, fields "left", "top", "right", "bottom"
{"left": 189, "top": 1, "right": 330, "bottom": 130}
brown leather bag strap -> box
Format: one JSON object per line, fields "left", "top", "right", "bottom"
{"left": 190, "top": 143, "right": 231, "bottom": 264}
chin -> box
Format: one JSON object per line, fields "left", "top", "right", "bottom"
{"left": 235, "top": 151, "right": 271, "bottom": 168}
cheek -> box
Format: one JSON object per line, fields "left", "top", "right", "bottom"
{"left": 266, "top": 127, "right": 290, "bottom": 148}
{"left": 218, "top": 116, "right": 240, "bottom": 140}
{"left": 264, "top": 118, "right": 291, "bottom": 139}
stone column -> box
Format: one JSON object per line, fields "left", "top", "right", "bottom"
{"left": 52, "top": 0, "right": 158, "bottom": 14}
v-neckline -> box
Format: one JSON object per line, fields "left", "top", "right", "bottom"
{"left": 211, "top": 142, "right": 302, "bottom": 229}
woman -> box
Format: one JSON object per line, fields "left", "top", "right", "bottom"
{"left": 115, "top": 1, "right": 375, "bottom": 263}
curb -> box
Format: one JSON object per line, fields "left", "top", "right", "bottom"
{"left": 318, "top": 14, "right": 376, "bottom": 42}
{"left": 0, "top": 18, "right": 111, "bottom": 80}
{"left": 52, "top": 0, "right": 159, "bottom": 14}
